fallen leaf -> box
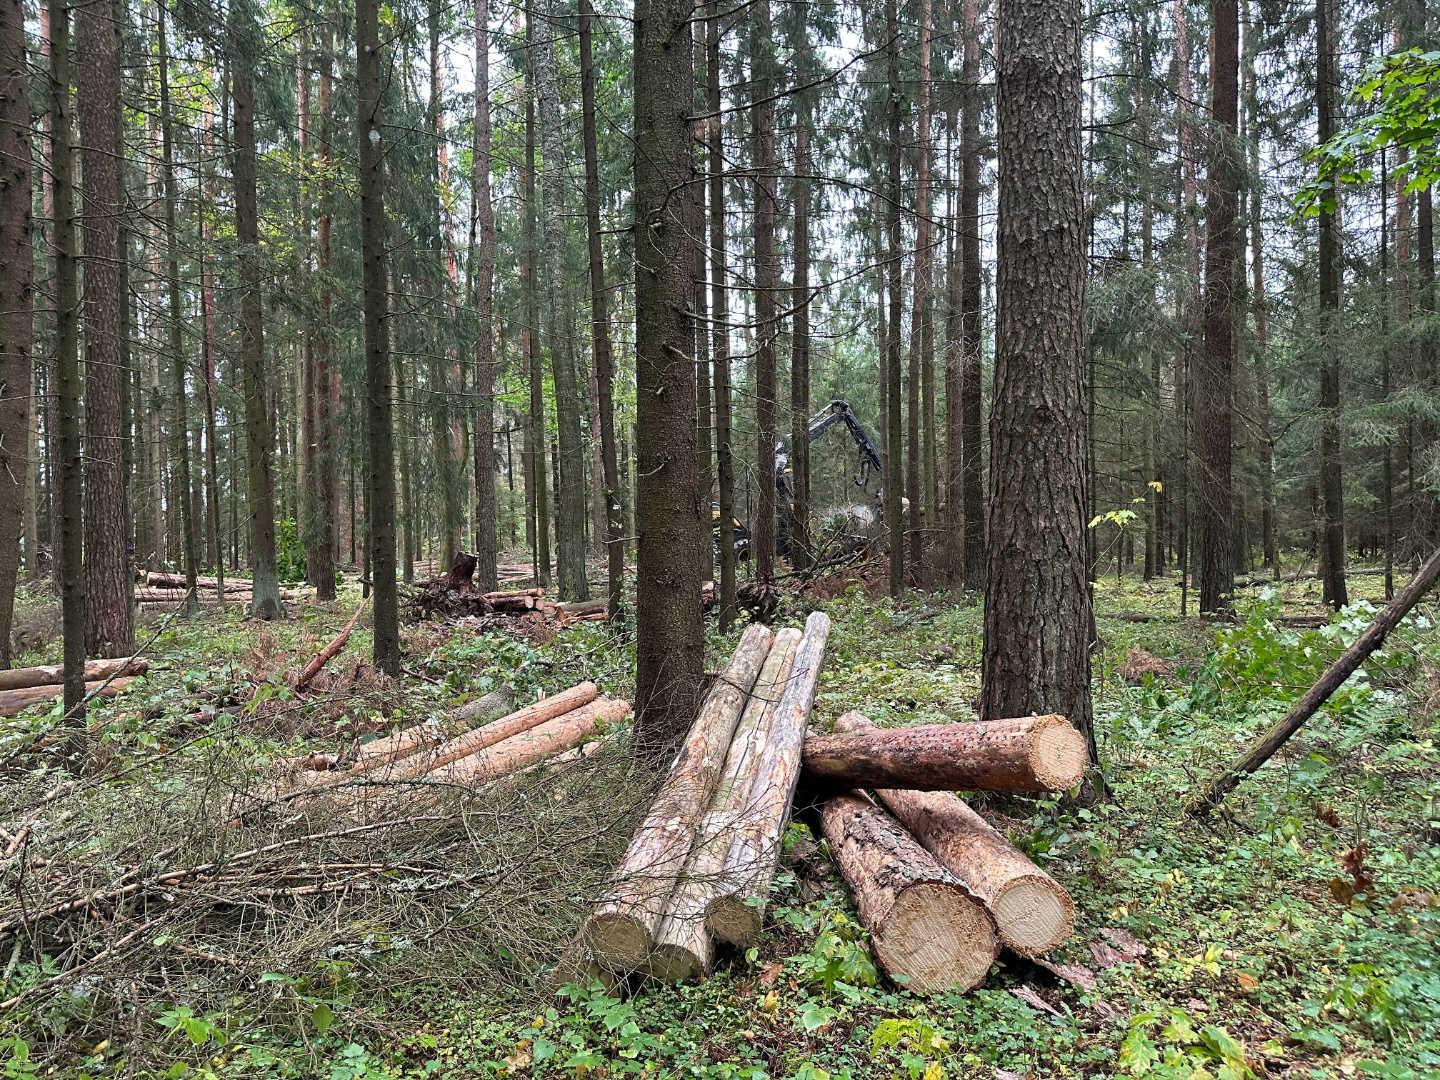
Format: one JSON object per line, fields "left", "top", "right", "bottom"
{"left": 1034, "top": 957, "right": 1098, "bottom": 990}
{"left": 758, "top": 961, "right": 784, "bottom": 987}
{"left": 1186, "top": 999, "right": 1208, "bottom": 1012}
{"left": 1099, "top": 928, "right": 1148, "bottom": 961}
{"left": 1236, "top": 972, "right": 1258, "bottom": 991}
{"left": 1009, "top": 984, "right": 1061, "bottom": 1016}
{"left": 1089, "top": 941, "right": 1124, "bottom": 969}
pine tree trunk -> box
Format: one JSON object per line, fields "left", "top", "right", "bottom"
{"left": 521, "top": 46, "right": 550, "bottom": 589}
{"left": 1195, "top": 0, "right": 1237, "bottom": 613}
{"left": 312, "top": 35, "right": 338, "bottom": 601}
{"left": 982, "top": 0, "right": 1096, "bottom": 767}
{"left": 791, "top": 96, "right": 812, "bottom": 571}
{"left": 885, "top": 0, "right": 905, "bottom": 597}
{"left": 579, "top": 0, "right": 622, "bottom": 619}
{"left": 358, "top": 0, "right": 399, "bottom": 674}
{"left": 1316, "top": 0, "right": 1347, "bottom": 610}
{"left": 473, "top": 0, "right": 498, "bottom": 592}
{"left": 0, "top": 0, "right": 31, "bottom": 670}
{"left": 709, "top": 2, "right": 737, "bottom": 631}
{"left": 633, "top": 0, "right": 705, "bottom": 753}
{"left": 751, "top": 0, "right": 777, "bottom": 583}
{"left": 907, "top": 0, "right": 932, "bottom": 583}
{"left": 959, "top": 0, "right": 985, "bottom": 590}
{"left": 77, "top": 0, "right": 131, "bottom": 653}
{"left": 694, "top": 27, "right": 713, "bottom": 584}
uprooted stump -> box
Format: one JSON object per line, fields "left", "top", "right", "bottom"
{"left": 410, "top": 552, "right": 495, "bottom": 619}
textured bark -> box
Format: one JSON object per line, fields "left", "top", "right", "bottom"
{"left": 694, "top": 27, "right": 712, "bottom": 584}
{"left": 834, "top": 713, "right": 1074, "bottom": 955}
{"left": 820, "top": 793, "right": 999, "bottom": 994}
{"left": 548, "top": 932, "right": 621, "bottom": 996}
{"left": 0, "top": 655, "right": 146, "bottom": 692}
{"left": 790, "top": 102, "right": 812, "bottom": 570}
{"left": 50, "top": 0, "right": 85, "bottom": 735}
{"left": 358, "top": 0, "right": 399, "bottom": 674}
{"left": 520, "top": 43, "right": 550, "bottom": 588}
{"left": 982, "top": 0, "right": 1095, "bottom": 765}
{"left": 884, "top": 0, "right": 905, "bottom": 597}
{"left": 709, "top": 3, "right": 737, "bottom": 631}
{"left": 804, "top": 714, "right": 1086, "bottom": 793}
{"left": 751, "top": 0, "right": 777, "bottom": 583}
{"left": 587, "top": 625, "right": 773, "bottom": 973}
{"left": 0, "top": 0, "right": 31, "bottom": 669}
{"left": 1316, "top": 0, "right": 1347, "bottom": 610}
{"left": 651, "top": 629, "right": 802, "bottom": 982}
{"left": 313, "top": 35, "right": 338, "bottom": 601}
{"left": 707, "top": 611, "right": 830, "bottom": 945}
{"left": 906, "top": 0, "right": 933, "bottom": 582}
{"left": 533, "top": 0, "right": 588, "bottom": 601}
{"left": 0, "top": 677, "right": 133, "bottom": 720}
{"left": 633, "top": 0, "right": 705, "bottom": 753}
{"left": 294, "top": 599, "right": 367, "bottom": 691}
{"left": 579, "top": 0, "right": 622, "bottom": 620}
{"left": 473, "top": 0, "right": 497, "bottom": 592}
{"left": 422, "top": 697, "right": 627, "bottom": 788}
{"left": 200, "top": 105, "right": 225, "bottom": 588}
{"left": 77, "top": 0, "right": 130, "bottom": 654}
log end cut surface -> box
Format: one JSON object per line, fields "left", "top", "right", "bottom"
{"left": 874, "top": 881, "right": 999, "bottom": 995}
{"left": 584, "top": 911, "right": 651, "bottom": 974}
{"left": 646, "top": 941, "right": 706, "bottom": 983}
{"left": 704, "top": 897, "right": 763, "bottom": 948}
{"left": 991, "top": 875, "right": 1076, "bottom": 956}
{"left": 1029, "top": 716, "right": 1088, "bottom": 791}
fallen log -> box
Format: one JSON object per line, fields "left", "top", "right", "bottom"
{"left": 484, "top": 587, "right": 544, "bottom": 601}
{"left": 649, "top": 628, "right": 803, "bottom": 982}
{"left": 585, "top": 624, "right": 775, "bottom": 974}
{"left": 706, "top": 610, "right": 832, "bottom": 947}
{"left": 1190, "top": 543, "right": 1440, "bottom": 816}
{"left": 146, "top": 571, "right": 252, "bottom": 591}
{"left": 134, "top": 587, "right": 302, "bottom": 603}
{"left": 487, "top": 594, "right": 536, "bottom": 612}
{"left": 424, "top": 697, "right": 630, "bottom": 788}
{"left": 0, "top": 656, "right": 147, "bottom": 693}
{"left": 802, "top": 714, "right": 1086, "bottom": 793}
{"left": 557, "top": 599, "right": 607, "bottom": 618}
{"left": 0, "top": 678, "right": 135, "bottom": 719}
{"left": 834, "top": 712, "right": 1074, "bottom": 956}
{"left": 294, "top": 600, "right": 369, "bottom": 691}
{"left": 820, "top": 792, "right": 999, "bottom": 994}
{"left": 548, "top": 932, "right": 621, "bottom": 996}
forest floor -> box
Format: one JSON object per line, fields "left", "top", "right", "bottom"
{"left": 2, "top": 556, "right": 1438, "bottom": 1079}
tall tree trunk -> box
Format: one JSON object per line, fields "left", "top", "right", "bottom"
{"left": 0, "top": 0, "right": 32, "bottom": 669}
{"left": 790, "top": 36, "right": 812, "bottom": 573}
{"left": 1245, "top": 5, "right": 1273, "bottom": 574}
{"left": 1195, "top": 0, "right": 1237, "bottom": 613}
{"left": 907, "top": 0, "right": 932, "bottom": 583}
{"left": 982, "top": 0, "right": 1096, "bottom": 768}
{"left": 1174, "top": 0, "right": 1199, "bottom": 609}
{"left": 884, "top": 0, "right": 905, "bottom": 597}
{"left": 50, "top": 0, "right": 85, "bottom": 734}
{"left": 473, "top": 0, "right": 498, "bottom": 591}
{"left": 633, "top": 0, "right": 704, "bottom": 752}
{"left": 78, "top": 0, "right": 131, "bottom": 652}
{"left": 158, "top": 2, "right": 199, "bottom": 619}
{"left": 395, "top": 359, "right": 414, "bottom": 581}
{"left": 521, "top": 40, "right": 550, "bottom": 588}
{"left": 751, "top": 0, "right": 777, "bottom": 583}
{"left": 533, "top": 0, "right": 589, "bottom": 601}
{"left": 312, "top": 34, "right": 337, "bottom": 600}
{"left": 201, "top": 105, "right": 223, "bottom": 587}
{"left": 709, "top": 1, "right": 737, "bottom": 630}
{"left": 579, "top": 0, "right": 622, "bottom": 619}
{"left": 233, "top": 41, "right": 283, "bottom": 619}
{"left": 694, "top": 20, "right": 713, "bottom": 583}
{"left": 960, "top": 0, "right": 985, "bottom": 589}
{"left": 359, "top": 0, "right": 398, "bottom": 673}
{"left": 1316, "top": 0, "right": 1347, "bottom": 609}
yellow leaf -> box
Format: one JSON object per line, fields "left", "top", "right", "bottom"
{"left": 1236, "top": 973, "right": 1257, "bottom": 991}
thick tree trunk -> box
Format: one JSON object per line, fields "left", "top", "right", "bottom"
{"left": 587, "top": 625, "right": 773, "bottom": 973}
{"left": 579, "top": 0, "right": 622, "bottom": 620}
{"left": 707, "top": 611, "right": 830, "bottom": 946}
{"left": 819, "top": 793, "right": 999, "bottom": 994}
{"left": 533, "top": 0, "right": 589, "bottom": 602}
{"left": 982, "top": 0, "right": 1095, "bottom": 768}
{"left": 650, "top": 628, "right": 802, "bottom": 982}
{"left": 751, "top": 0, "right": 777, "bottom": 583}
{"left": 804, "top": 714, "right": 1086, "bottom": 792}
{"left": 633, "top": 0, "right": 705, "bottom": 753}
{"left": 833, "top": 712, "right": 1074, "bottom": 955}
{"left": 1316, "top": 0, "right": 1347, "bottom": 610}
{"left": 0, "top": 0, "right": 32, "bottom": 670}
{"left": 709, "top": 3, "right": 737, "bottom": 631}
{"left": 358, "top": 0, "right": 399, "bottom": 674}
{"left": 884, "top": 0, "right": 905, "bottom": 597}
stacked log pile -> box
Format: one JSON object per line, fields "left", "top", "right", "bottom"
{"left": 138, "top": 572, "right": 309, "bottom": 607}
{"left": 0, "top": 656, "right": 148, "bottom": 718}
{"left": 566, "top": 620, "right": 1087, "bottom": 997}
{"left": 409, "top": 552, "right": 607, "bottom": 629}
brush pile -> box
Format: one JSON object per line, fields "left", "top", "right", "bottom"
{"left": 567, "top": 614, "right": 1086, "bottom": 996}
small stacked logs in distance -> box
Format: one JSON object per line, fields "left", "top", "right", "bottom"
{"left": 410, "top": 552, "right": 607, "bottom": 628}
{"left": 0, "top": 656, "right": 148, "bottom": 718}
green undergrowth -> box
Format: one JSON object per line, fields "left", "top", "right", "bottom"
{"left": 2, "top": 569, "right": 1439, "bottom": 1079}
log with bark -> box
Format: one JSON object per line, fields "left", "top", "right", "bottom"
{"left": 0, "top": 678, "right": 135, "bottom": 719}
{"left": 585, "top": 623, "right": 775, "bottom": 973}
{"left": 834, "top": 712, "right": 1074, "bottom": 956}
{"left": 0, "top": 655, "right": 147, "bottom": 693}
{"left": 802, "top": 714, "right": 1086, "bottom": 793}
{"left": 487, "top": 594, "right": 536, "bottom": 612}
{"left": 134, "top": 587, "right": 302, "bottom": 603}
{"left": 1190, "top": 543, "right": 1440, "bottom": 816}
{"left": 706, "top": 610, "right": 832, "bottom": 947}
{"left": 146, "top": 571, "right": 251, "bottom": 591}
{"left": 294, "top": 599, "right": 368, "bottom": 691}
{"left": 648, "top": 628, "right": 802, "bottom": 981}
{"left": 819, "top": 792, "right": 999, "bottom": 994}
{"left": 548, "top": 931, "right": 621, "bottom": 996}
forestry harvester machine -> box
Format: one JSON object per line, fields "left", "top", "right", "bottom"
{"left": 776, "top": 399, "right": 890, "bottom": 563}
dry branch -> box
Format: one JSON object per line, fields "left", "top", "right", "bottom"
{"left": 585, "top": 624, "right": 774, "bottom": 973}
{"left": 834, "top": 712, "right": 1074, "bottom": 956}
{"left": 802, "top": 714, "right": 1086, "bottom": 792}
{"left": 294, "top": 599, "right": 369, "bottom": 691}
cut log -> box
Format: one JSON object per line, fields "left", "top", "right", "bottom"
{"left": 146, "top": 571, "right": 252, "bottom": 591}
{"left": 0, "top": 656, "right": 147, "bottom": 693}
{"left": 487, "top": 594, "right": 536, "bottom": 612}
{"left": 802, "top": 714, "right": 1086, "bottom": 793}
{"left": 706, "top": 610, "right": 832, "bottom": 947}
{"left": 834, "top": 712, "right": 1074, "bottom": 956}
{"left": 294, "top": 599, "right": 368, "bottom": 691}
{"left": 649, "top": 628, "right": 803, "bottom": 982}
{"left": 585, "top": 623, "right": 775, "bottom": 974}
{"left": 134, "top": 587, "right": 302, "bottom": 603}
{"left": 547, "top": 931, "right": 621, "bottom": 996}
{"left": 820, "top": 792, "right": 999, "bottom": 994}
{"left": 424, "top": 696, "right": 629, "bottom": 787}
{"left": 483, "top": 587, "right": 544, "bottom": 601}
{"left": 0, "top": 678, "right": 135, "bottom": 719}
{"left": 557, "top": 599, "right": 607, "bottom": 618}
